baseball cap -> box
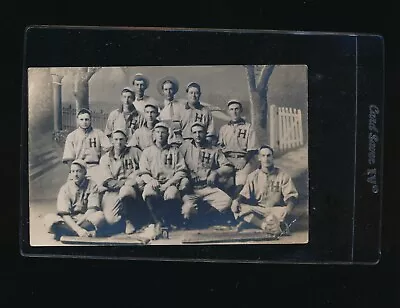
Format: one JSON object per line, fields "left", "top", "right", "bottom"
{"left": 190, "top": 122, "right": 206, "bottom": 131}
{"left": 227, "top": 99, "right": 243, "bottom": 108}
{"left": 71, "top": 159, "right": 87, "bottom": 171}
{"left": 154, "top": 122, "right": 170, "bottom": 130}
{"left": 112, "top": 129, "right": 128, "bottom": 138}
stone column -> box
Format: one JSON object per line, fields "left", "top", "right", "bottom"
{"left": 51, "top": 74, "right": 64, "bottom": 132}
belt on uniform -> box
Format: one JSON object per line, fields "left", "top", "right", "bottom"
{"left": 85, "top": 161, "right": 99, "bottom": 166}
{"left": 225, "top": 152, "right": 246, "bottom": 159}
{"left": 192, "top": 179, "right": 208, "bottom": 189}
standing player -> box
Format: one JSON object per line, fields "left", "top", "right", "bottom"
{"left": 231, "top": 145, "right": 299, "bottom": 235}
{"left": 44, "top": 159, "right": 106, "bottom": 241}
{"left": 62, "top": 108, "right": 112, "bottom": 186}
{"left": 104, "top": 87, "right": 145, "bottom": 142}
{"left": 131, "top": 73, "right": 163, "bottom": 114}
{"left": 139, "top": 122, "right": 188, "bottom": 237}
{"left": 180, "top": 82, "right": 215, "bottom": 144}
{"left": 99, "top": 129, "right": 143, "bottom": 234}
{"left": 218, "top": 99, "right": 259, "bottom": 197}
{"left": 157, "top": 76, "right": 186, "bottom": 146}
{"left": 127, "top": 103, "right": 159, "bottom": 151}
{"left": 180, "top": 122, "right": 234, "bottom": 225}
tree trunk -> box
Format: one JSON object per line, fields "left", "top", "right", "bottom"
{"left": 249, "top": 89, "right": 268, "bottom": 145}
{"left": 74, "top": 77, "right": 89, "bottom": 111}
{"left": 73, "top": 67, "right": 101, "bottom": 111}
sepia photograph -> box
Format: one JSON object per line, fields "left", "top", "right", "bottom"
{"left": 27, "top": 65, "right": 309, "bottom": 246}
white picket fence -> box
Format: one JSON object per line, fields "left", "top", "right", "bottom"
{"left": 269, "top": 104, "right": 304, "bottom": 151}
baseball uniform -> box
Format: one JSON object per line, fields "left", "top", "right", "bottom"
{"left": 104, "top": 105, "right": 146, "bottom": 141}
{"left": 179, "top": 139, "right": 234, "bottom": 217}
{"left": 180, "top": 102, "right": 215, "bottom": 140}
{"left": 139, "top": 143, "right": 187, "bottom": 201}
{"left": 99, "top": 145, "right": 143, "bottom": 225}
{"left": 218, "top": 118, "right": 259, "bottom": 186}
{"left": 44, "top": 177, "right": 106, "bottom": 235}
{"left": 126, "top": 121, "right": 158, "bottom": 151}
{"left": 234, "top": 167, "right": 299, "bottom": 224}
{"left": 62, "top": 126, "right": 112, "bottom": 185}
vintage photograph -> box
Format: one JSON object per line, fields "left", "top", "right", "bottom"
{"left": 27, "top": 65, "right": 308, "bottom": 246}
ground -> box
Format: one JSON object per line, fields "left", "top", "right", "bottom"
{"left": 28, "top": 145, "right": 309, "bottom": 246}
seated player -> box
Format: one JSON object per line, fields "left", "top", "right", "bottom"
{"left": 231, "top": 145, "right": 299, "bottom": 235}
{"left": 62, "top": 108, "right": 112, "bottom": 187}
{"left": 139, "top": 122, "right": 188, "bottom": 237}
{"left": 218, "top": 99, "right": 259, "bottom": 197}
{"left": 99, "top": 129, "right": 143, "bottom": 234}
{"left": 180, "top": 122, "right": 235, "bottom": 227}
{"left": 127, "top": 103, "right": 159, "bottom": 150}
{"left": 44, "top": 159, "right": 106, "bottom": 241}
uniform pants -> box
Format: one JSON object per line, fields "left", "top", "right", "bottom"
{"left": 181, "top": 186, "right": 232, "bottom": 219}
{"left": 102, "top": 185, "right": 138, "bottom": 225}
{"left": 233, "top": 204, "right": 288, "bottom": 224}
{"left": 44, "top": 210, "right": 106, "bottom": 239}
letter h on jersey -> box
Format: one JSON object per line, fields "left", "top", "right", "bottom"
{"left": 89, "top": 138, "right": 97, "bottom": 148}
{"left": 164, "top": 153, "right": 173, "bottom": 166}
{"left": 194, "top": 113, "right": 204, "bottom": 123}
{"left": 201, "top": 151, "right": 211, "bottom": 164}
{"left": 238, "top": 129, "right": 247, "bottom": 139}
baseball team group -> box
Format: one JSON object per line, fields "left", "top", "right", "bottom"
{"left": 43, "top": 73, "right": 299, "bottom": 241}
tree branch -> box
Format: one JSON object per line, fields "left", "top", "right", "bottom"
{"left": 256, "top": 65, "right": 275, "bottom": 92}
{"left": 85, "top": 67, "right": 101, "bottom": 81}
{"left": 244, "top": 65, "right": 257, "bottom": 92}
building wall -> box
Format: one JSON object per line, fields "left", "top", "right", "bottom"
{"left": 28, "top": 68, "right": 54, "bottom": 144}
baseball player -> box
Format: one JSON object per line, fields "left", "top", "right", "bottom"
{"left": 62, "top": 108, "right": 112, "bottom": 186}
{"left": 127, "top": 103, "right": 159, "bottom": 151}
{"left": 180, "top": 122, "right": 235, "bottom": 225}
{"left": 99, "top": 129, "right": 143, "bottom": 234}
{"left": 218, "top": 99, "right": 259, "bottom": 197}
{"left": 157, "top": 76, "right": 186, "bottom": 146}
{"left": 131, "top": 73, "right": 163, "bottom": 114}
{"left": 104, "top": 87, "right": 145, "bottom": 142}
{"left": 44, "top": 159, "right": 106, "bottom": 241}
{"left": 139, "top": 122, "right": 188, "bottom": 236}
{"left": 179, "top": 82, "right": 216, "bottom": 143}
{"left": 231, "top": 145, "right": 299, "bottom": 235}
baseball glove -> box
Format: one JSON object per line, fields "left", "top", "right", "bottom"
{"left": 261, "top": 214, "right": 282, "bottom": 236}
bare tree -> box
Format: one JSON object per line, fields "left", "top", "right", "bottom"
{"left": 244, "top": 65, "right": 275, "bottom": 144}
{"left": 72, "top": 67, "right": 102, "bottom": 110}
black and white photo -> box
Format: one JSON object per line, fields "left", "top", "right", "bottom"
{"left": 28, "top": 65, "right": 309, "bottom": 246}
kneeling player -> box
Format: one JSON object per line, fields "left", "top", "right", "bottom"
{"left": 180, "top": 122, "right": 235, "bottom": 226}
{"left": 231, "top": 145, "right": 299, "bottom": 235}
{"left": 44, "top": 160, "right": 106, "bottom": 241}
{"left": 99, "top": 130, "right": 144, "bottom": 234}
{"left": 139, "top": 122, "right": 188, "bottom": 237}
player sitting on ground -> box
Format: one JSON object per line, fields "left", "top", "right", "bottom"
{"left": 44, "top": 159, "right": 106, "bottom": 241}
{"left": 180, "top": 122, "right": 235, "bottom": 227}
{"left": 127, "top": 103, "right": 159, "bottom": 151}
{"left": 138, "top": 122, "right": 188, "bottom": 238}
{"left": 218, "top": 99, "right": 259, "bottom": 197}
{"left": 99, "top": 129, "right": 143, "bottom": 235}
{"left": 231, "top": 145, "right": 299, "bottom": 235}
